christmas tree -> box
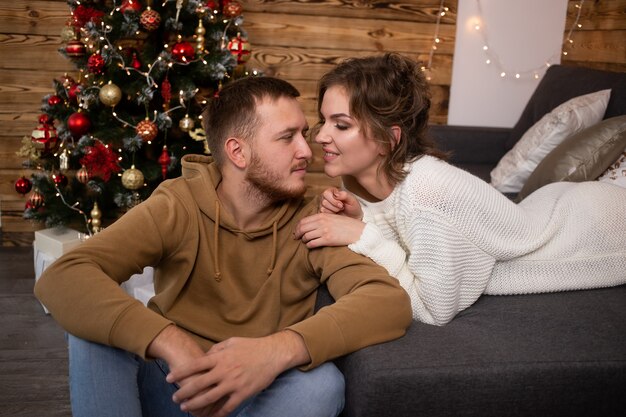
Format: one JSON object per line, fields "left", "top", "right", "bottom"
{"left": 14, "top": 0, "right": 253, "bottom": 235}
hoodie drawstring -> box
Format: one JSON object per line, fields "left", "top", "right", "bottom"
{"left": 266, "top": 221, "right": 277, "bottom": 276}
{"left": 213, "top": 201, "right": 221, "bottom": 282}
{"left": 212, "top": 201, "right": 278, "bottom": 280}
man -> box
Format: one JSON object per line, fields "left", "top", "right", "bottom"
{"left": 35, "top": 76, "right": 412, "bottom": 417}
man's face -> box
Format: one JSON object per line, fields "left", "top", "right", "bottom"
{"left": 245, "top": 96, "right": 312, "bottom": 201}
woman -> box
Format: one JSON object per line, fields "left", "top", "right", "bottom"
{"left": 295, "top": 53, "right": 626, "bottom": 325}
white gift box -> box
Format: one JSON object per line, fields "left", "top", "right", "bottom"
{"left": 33, "top": 227, "right": 156, "bottom": 313}
{"left": 33, "top": 227, "right": 84, "bottom": 313}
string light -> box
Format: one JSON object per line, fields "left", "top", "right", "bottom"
{"left": 473, "top": 0, "right": 585, "bottom": 80}
{"left": 422, "top": 0, "right": 448, "bottom": 81}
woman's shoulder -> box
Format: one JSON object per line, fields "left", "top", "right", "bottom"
{"left": 401, "top": 156, "right": 464, "bottom": 189}
{"left": 396, "top": 156, "right": 488, "bottom": 211}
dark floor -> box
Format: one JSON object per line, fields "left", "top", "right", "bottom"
{"left": 0, "top": 246, "right": 71, "bottom": 417}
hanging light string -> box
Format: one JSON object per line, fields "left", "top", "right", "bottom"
{"left": 563, "top": 0, "right": 585, "bottom": 56}
{"left": 422, "top": 0, "right": 448, "bottom": 80}
{"left": 474, "top": 0, "right": 585, "bottom": 80}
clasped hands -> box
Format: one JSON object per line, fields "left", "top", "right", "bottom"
{"left": 152, "top": 327, "right": 308, "bottom": 417}
{"left": 294, "top": 187, "right": 365, "bottom": 248}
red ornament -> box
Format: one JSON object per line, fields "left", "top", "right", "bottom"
{"left": 76, "top": 165, "right": 90, "bottom": 184}
{"left": 52, "top": 173, "right": 69, "bottom": 188}
{"left": 161, "top": 76, "right": 172, "bottom": 107}
{"left": 71, "top": 5, "right": 105, "bottom": 29}
{"left": 131, "top": 52, "right": 142, "bottom": 69}
{"left": 48, "top": 95, "right": 62, "bottom": 106}
{"left": 87, "top": 53, "right": 106, "bottom": 74}
{"left": 206, "top": 1, "right": 219, "bottom": 11}
{"left": 80, "top": 142, "right": 121, "bottom": 182}
{"left": 39, "top": 114, "right": 53, "bottom": 125}
{"left": 67, "top": 112, "right": 92, "bottom": 138}
{"left": 65, "top": 39, "right": 86, "bottom": 58}
{"left": 227, "top": 33, "right": 251, "bottom": 64}
{"left": 15, "top": 176, "right": 32, "bottom": 195}
{"left": 120, "top": 0, "right": 142, "bottom": 14}
{"left": 136, "top": 119, "right": 158, "bottom": 142}
{"left": 158, "top": 146, "right": 171, "bottom": 179}
{"left": 172, "top": 41, "right": 195, "bottom": 62}
{"left": 68, "top": 83, "right": 82, "bottom": 103}
{"left": 31, "top": 115, "right": 59, "bottom": 154}
{"left": 223, "top": 1, "right": 243, "bottom": 18}
{"left": 28, "top": 190, "right": 44, "bottom": 209}
{"left": 140, "top": 7, "right": 161, "bottom": 31}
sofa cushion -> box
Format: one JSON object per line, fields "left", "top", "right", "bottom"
{"left": 517, "top": 115, "right": 626, "bottom": 200}
{"left": 508, "top": 65, "right": 626, "bottom": 150}
{"left": 597, "top": 148, "right": 626, "bottom": 189}
{"left": 490, "top": 89, "right": 610, "bottom": 193}
{"left": 337, "top": 285, "right": 626, "bottom": 417}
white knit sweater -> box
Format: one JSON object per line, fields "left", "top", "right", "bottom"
{"left": 349, "top": 156, "right": 626, "bottom": 325}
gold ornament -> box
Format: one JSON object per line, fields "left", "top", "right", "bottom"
{"left": 195, "top": 20, "right": 206, "bottom": 53}
{"left": 61, "top": 25, "right": 76, "bottom": 43}
{"left": 121, "top": 165, "right": 144, "bottom": 190}
{"left": 99, "top": 81, "right": 122, "bottom": 107}
{"left": 179, "top": 114, "right": 195, "bottom": 132}
{"left": 90, "top": 202, "right": 102, "bottom": 233}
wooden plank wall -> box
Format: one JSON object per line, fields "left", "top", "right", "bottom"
{"left": 1, "top": 0, "right": 625, "bottom": 245}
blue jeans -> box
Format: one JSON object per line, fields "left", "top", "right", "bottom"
{"left": 68, "top": 334, "right": 345, "bottom": 417}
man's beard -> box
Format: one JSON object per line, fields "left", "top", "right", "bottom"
{"left": 245, "top": 152, "right": 307, "bottom": 202}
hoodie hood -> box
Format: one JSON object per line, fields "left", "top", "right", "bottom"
{"left": 181, "top": 154, "right": 307, "bottom": 279}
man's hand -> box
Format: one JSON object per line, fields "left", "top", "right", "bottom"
{"left": 166, "top": 330, "right": 311, "bottom": 417}
{"left": 319, "top": 187, "right": 363, "bottom": 220}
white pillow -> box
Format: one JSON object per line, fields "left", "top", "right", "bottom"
{"left": 491, "top": 89, "right": 611, "bottom": 193}
{"left": 597, "top": 147, "right": 626, "bottom": 189}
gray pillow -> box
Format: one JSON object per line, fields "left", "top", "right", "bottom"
{"left": 517, "top": 115, "right": 626, "bottom": 201}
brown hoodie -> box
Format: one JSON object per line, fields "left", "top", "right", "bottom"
{"left": 35, "top": 155, "right": 411, "bottom": 368}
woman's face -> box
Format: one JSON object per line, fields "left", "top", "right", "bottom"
{"left": 315, "top": 85, "right": 384, "bottom": 179}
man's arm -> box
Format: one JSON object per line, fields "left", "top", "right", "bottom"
{"left": 287, "top": 244, "right": 413, "bottom": 370}
{"left": 165, "top": 329, "right": 310, "bottom": 417}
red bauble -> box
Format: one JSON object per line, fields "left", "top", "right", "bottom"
{"left": 68, "top": 82, "right": 82, "bottom": 103}
{"left": 31, "top": 116, "right": 59, "bottom": 154}
{"left": 120, "top": 0, "right": 142, "bottom": 13}
{"left": 140, "top": 7, "right": 161, "bottom": 31}
{"left": 65, "top": 39, "right": 86, "bottom": 58}
{"left": 15, "top": 176, "right": 32, "bottom": 195}
{"left": 136, "top": 119, "right": 158, "bottom": 142}
{"left": 52, "top": 173, "right": 69, "bottom": 188}
{"left": 39, "top": 114, "right": 53, "bottom": 125}
{"left": 172, "top": 41, "right": 195, "bottom": 62}
{"left": 227, "top": 34, "right": 251, "bottom": 64}
{"left": 87, "top": 53, "right": 106, "bottom": 74}
{"left": 67, "top": 112, "right": 92, "bottom": 138}
{"left": 223, "top": 1, "right": 243, "bottom": 18}
{"left": 158, "top": 146, "right": 171, "bottom": 179}
{"left": 206, "top": 0, "right": 219, "bottom": 11}
{"left": 48, "top": 95, "right": 62, "bottom": 106}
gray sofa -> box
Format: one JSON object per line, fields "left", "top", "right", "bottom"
{"left": 326, "top": 65, "right": 626, "bottom": 417}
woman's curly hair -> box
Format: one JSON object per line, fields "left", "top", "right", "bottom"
{"left": 315, "top": 53, "right": 446, "bottom": 185}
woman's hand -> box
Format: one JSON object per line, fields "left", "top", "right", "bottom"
{"left": 295, "top": 212, "right": 365, "bottom": 248}
{"left": 319, "top": 187, "right": 363, "bottom": 220}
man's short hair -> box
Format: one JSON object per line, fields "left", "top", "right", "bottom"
{"left": 202, "top": 77, "right": 301, "bottom": 166}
